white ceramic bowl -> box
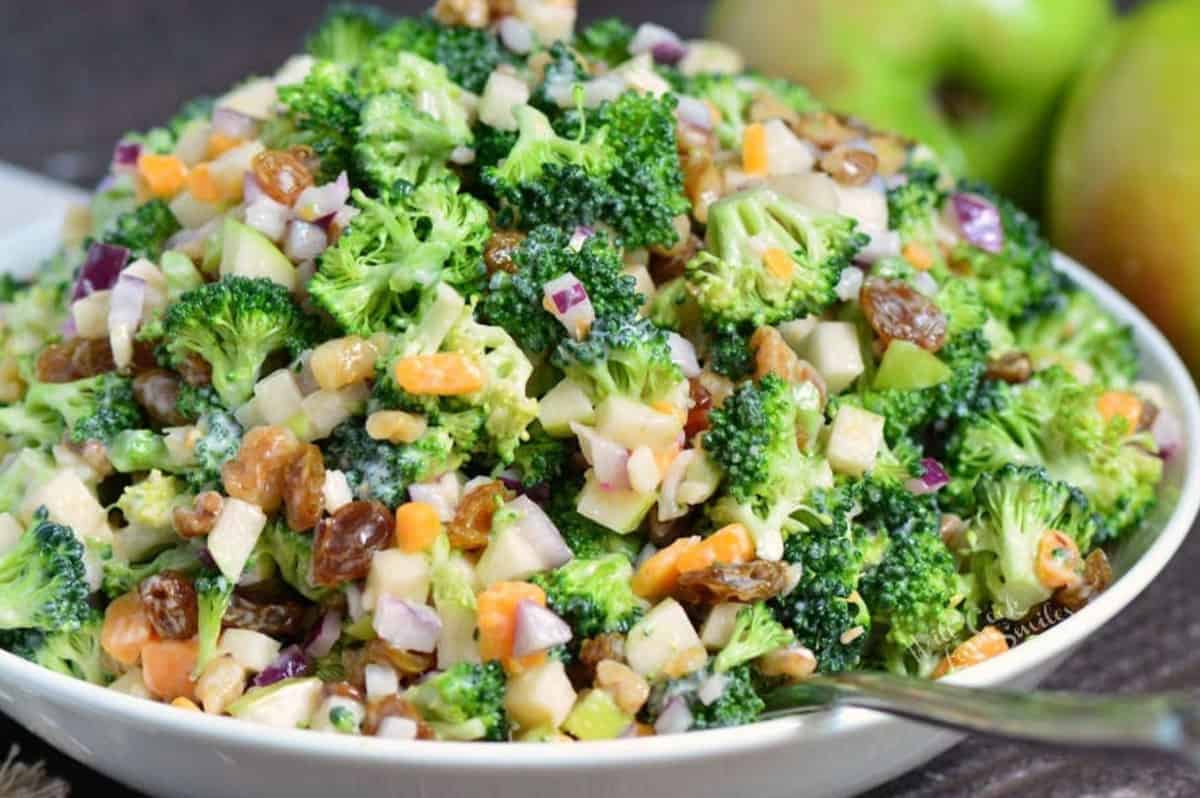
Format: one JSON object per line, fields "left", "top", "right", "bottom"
{"left": 0, "top": 225, "right": 1196, "bottom": 798}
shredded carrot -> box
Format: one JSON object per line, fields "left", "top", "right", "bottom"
{"left": 631, "top": 536, "right": 701, "bottom": 601}
{"left": 742, "top": 122, "right": 768, "bottom": 176}
{"left": 101, "top": 592, "right": 157, "bottom": 667}
{"left": 1097, "top": 391, "right": 1142, "bottom": 432}
{"left": 186, "top": 163, "right": 222, "bottom": 203}
{"left": 1034, "top": 529, "right": 1082, "bottom": 590}
{"left": 932, "top": 626, "right": 1008, "bottom": 679}
{"left": 763, "top": 248, "right": 795, "bottom": 279}
{"left": 393, "top": 353, "right": 486, "bottom": 396}
{"left": 477, "top": 582, "right": 547, "bottom": 673}
{"left": 902, "top": 242, "right": 935, "bottom": 271}
{"left": 137, "top": 154, "right": 188, "bottom": 198}
{"left": 676, "top": 523, "right": 755, "bottom": 574}
{"left": 141, "top": 639, "right": 199, "bottom": 702}
{"left": 394, "top": 501, "right": 443, "bottom": 553}
{"left": 206, "top": 132, "right": 241, "bottom": 159}
{"left": 171, "top": 697, "right": 202, "bottom": 712}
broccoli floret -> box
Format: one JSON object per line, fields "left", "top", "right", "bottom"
{"left": 255, "top": 520, "right": 331, "bottom": 600}
{"left": 704, "top": 322, "right": 755, "bottom": 381}
{"left": 531, "top": 554, "right": 646, "bottom": 639}
{"left": 947, "top": 368, "right": 1162, "bottom": 537}
{"left": 107, "top": 429, "right": 175, "bottom": 474}
{"left": 967, "top": 464, "right": 1106, "bottom": 621}
{"left": 704, "top": 375, "right": 829, "bottom": 558}
{"left": 268, "top": 60, "right": 362, "bottom": 182}
{"left": 115, "top": 470, "right": 187, "bottom": 530}
{"left": 507, "top": 423, "right": 569, "bottom": 488}
{"left": 366, "top": 15, "right": 515, "bottom": 94}
{"left": 574, "top": 18, "right": 635, "bottom": 68}
{"left": 305, "top": 3, "right": 393, "bottom": 65}
{"left": 184, "top": 411, "right": 243, "bottom": 492}
{"left": 193, "top": 572, "right": 235, "bottom": 677}
{"left": 310, "top": 183, "right": 489, "bottom": 335}
{"left": 325, "top": 418, "right": 460, "bottom": 507}
{"left": 24, "top": 373, "right": 144, "bottom": 446}
{"left": 355, "top": 53, "right": 473, "bottom": 192}
{"left": 1013, "top": 288, "right": 1137, "bottom": 388}
{"left": 713, "top": 603, "right": 794, "bottom": 673}
{"left": 551, "top": 315, "right": 683, "bottom": 405}
{"left": 0, "top": 611, "right": 112, "bottom": 685}
{"left": 544, "top": 485, "right": 643, "bottom": 561}
{"left": 99, "top": 199, "right": 181, "bottom": 262}
{"left": 101, "top": 545, "right": 202, "bottom": 599}
{"left": 0, "top": 510, "right": 90, "bottom": 633}
{"left": 0, "top": 450, "right": 55, "bottom": 514}
{"left": 158, "top": 277, "right": 317, "bottom": 407}
{"left": 645, "top": 665, "right": 765, "bottom": 731}
{"left": 0, "top": 403, "right": 61, "bottom": 447}
{"left": 687, "top": 188, "right": 867, "bottom": 327}
{"left": 885, "top": 165, "right": 946, "bottom": 254}
{"left": 480, "top": 226, "right": 642, "bottom": 355}
{"left": 407, "top": 660, "right": 508, "bottom": 741}
{"left": 175, "top": 383, "right": 225, "bottom": 421}
{"left": 670, "top": 72, "right": 820, "bottom": 150}
{"left": 647, "top": 277, "right": 700, "bottom": 334}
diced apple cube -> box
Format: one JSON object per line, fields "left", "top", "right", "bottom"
{"left": 594, "top": 396, "right": 682, "bottom": 452}
{"left": 537, "top": 379, "right": 595, "bottom": 437}
{"left": 701, "top": 602, "right": 747, "bottom": 650}
{"left": 576, "top": 471, "right": 655, "bottom": 534}
{"left": 218, "top": 628, "right": 282, "bottom": 673}
{"left": 625, "top": 599, "right": 704, "bottom": 678}
{"left": 504, "top": 660, "right": 577, "bottom": 731}
{"left": 226, "top": 678, "right": 324, "bottom": 729}
{"left": 479, "top": 71, "right": 531, "bottom": 131}
{"left": 72, "top": 291, "right": 111, "bottom": 339}
{"left": 294, "top": 383, "right": 368, "bottom": 441}
{"left": 475, "top": 523, "right": 545, "bottom": 586}
{"left": 803, "top": 321, "right": 865, "bottom": 394}
{"left": 827, "top": 405, "right": 885, "bottom": 477}
{"left": 777, "top": 315, "right": 818, "bottom": 352}
{"left": 207, "top": 497, "right": 268, "bottom": 581}
{"left": 254, "top": 369, "right": 305, "bottom": 427}
{"left": 109, "top": 667, "right": 153, "bottom": 699}
{"left": 363, "top": 549, "right": 431, "bottom": 610}
{"left": 25, "top": 470, "right": 111, "bottom": 543}
{"left": 763, "top": 119, "right": 814, "bottom": 176}
{"left": 322, "top": 470, "right": 353, "bottom": 513}
{"left": 216, "top": 78, "right": 278, "bottom": 119}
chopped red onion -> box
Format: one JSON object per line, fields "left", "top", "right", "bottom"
{"left": 73, "top": 243, "right": 129, "bottom": 301}
{"left": 332, "top": 205, "right": 360, "bottom": 230}
{"left": 569, "top": 226, "right": 595, "bottom": 251}
{"left": 376, "top": 716, "right": 419, "bottom": 740}
{"left": 630, "top": 23, "right": 684, "bottom": 62}
{"left": 211, "top": 107, "right": 258, "bottom": 141}
{"left": 697, "top": 672, "right": 729, "bottom": 706}
{"left": 111, "top": 141, "right": 141, "bottom": 170}
{"left": 304, "top": 609, "right": 342, "bottom": 658}
{"left": 250, "top": 645, "right": 310, "bottom": 688}
{"left": 497, "top": 16, "right": 535, "bottom": 54}
{"left": 945, "top": 193, "right": 1004, "bottom": 254}
{"left": 373, "top": 596, "right": 442, "bottom": 654}
{"left": 834, "top": 266, "right": 865, "bottom": 302}
{"left": 244, "top": 196, "right": 292, "bottom": 242}
{"left": 653, "top": 696, "right": 693, "bottom": 735}
{"left": 243, "top": 172, "right": 266, "bottom": 205}
{"left": 676, "top": 96, "right": 713, "bottom": 131}
{"left": 496, "top": 468, "right": 522, "bottom": 492}
{"left": 906, "top": 457, "right": 949, "bottom": 495}
{"left": 506, "top": 495, "right": 572, "bottom": 569}
{"left": 60, "top": 315, "right": 78, "bottom": 339}
{"left": 666, "top": 332, "right": 701, "bottom": 378}
{"left": 543, "top": 76, "right": 577, "bottom": 108}
{"left": 543, "top": 272, "right": 595, "bottom": 339}
{"left": 284, "top": 220, "right": 328, "bottom": 262}
{"left": 1151, "top": 408, "right": 1184, "bottom": 460}
{"left": 511, "top": 600, "right": 573, "bottom": 657}
{"left": 197, "top": 546, "right": 217, "bottom": 570}
{"left": 571, "top": 422, "right": 631, "bottom": 491}
{"left": 108, "top": 273, "right": 146, "bottom": 332}
{"left": 651, "top": 40, "right": 688, "bottom": 65}
{"left": 294, "top": 173, "right": 350, "bottom": 221}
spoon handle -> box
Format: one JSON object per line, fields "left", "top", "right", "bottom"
{"left": 763, "top": 672, "right": 1200, "bottom": 766}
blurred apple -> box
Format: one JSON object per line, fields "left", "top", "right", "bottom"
{"left": 707, "top": 0, "right": 1112, "bottom": 209}
{"left": 1048, "top": 0, "right": 1200, "bottom": 370}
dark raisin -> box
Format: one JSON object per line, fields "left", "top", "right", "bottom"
{"left": 139, "top": 571, "right": 199, "bottom": 640}
{"left": 860, "top": 277, "right": 947, "bottom": 352}
{"left": 133, "top": 369, "right": 187, "bottom": 426}
{"left": 284, "top": 444, "right": 325, "bottom": 532}
{"left": 223, "top": 592, "right": 309, "bottom": 639}
{"left": 672, "top": 560, "right": 790, "bottom": 606}
{"left": 311, "top": 501, "right": 393, "bottom": 586}
{"left": 448, "top": 482, "right": 512, "bottom": 551}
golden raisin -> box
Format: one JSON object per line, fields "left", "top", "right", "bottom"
{"left": 1055, "top": 549, "right": 1113, "bottom": 612}
{"left": 447, "top": 481, "right": 513, "bottom": 551}
{"left": 673, "top": 560, "right": 791, "bottom": 606}
{"left": 484, "top": 231, "right": 526, "bottom": 275}
{"left": 173, "top": 491, "right": 223, "bottom": 538}
{"left": 221, "top": 426, "right": 303, "bottom": 513}
{"left": 284, "top": 444, "right": 325, "bottom": 532}
{"left": 792, "top": 111, "right": 862, "bottom": 149}
{"left": 684, "top": 378, "right": 713, "bottom": 440}
{"left": 819, "top": 145, "right": 878, "bottom": 187}
{"left": 36, "top": 338, "right": 115, "bottom": 383}
{"left": 251, "top": 149, "right": 314, "bottom": 206}
{"left": 177, "top": 353, "right": 213, "bottom": 387}
{"left": 986, "top": 352, "right": 1033, "bottom": 384}
{"left": 311, "top": 501, "right": 393, "bottom": 586}
{"left": 859, "top": 277, "right": 948, "bottom": 352}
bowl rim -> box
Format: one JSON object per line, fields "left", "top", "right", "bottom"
{"left": 0, "top": 244, "right": 1197, "bottom": 771}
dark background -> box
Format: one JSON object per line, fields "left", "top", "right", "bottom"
{"left": 3, "top": 2, "right": 1197, "bottom": 797}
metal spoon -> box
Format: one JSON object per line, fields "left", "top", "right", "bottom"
{"left": 762, "top": 672, "right": 1200, "bottom": 766}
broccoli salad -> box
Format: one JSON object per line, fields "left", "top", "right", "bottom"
{"left": 0, "top": 1, "right": 1177, "bottom": 741}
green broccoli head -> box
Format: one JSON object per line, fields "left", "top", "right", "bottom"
{"left": 24, "top": 373, "right": 145, "bottom": 446}
{"left": 668, "top": 71, "right": 820, "bottom": 149}
{"left": 407, "top": 660, "right": 508, "bottom": 741}
{"left": 713, "top": 602, "right": 795, "bottom": 673}
{"left": 193, "top": 572, "right": 235, "bottom": 677}
{"left": 947, "top": 368, "right": 1162, "bottom": 537}
{"left": 175, "top": 383, "right": 225, "bottom": 421}
{"left": 107, "top": 429, "right": 175, "bottom": 474}
{"left": 268, "top": 60, "right": 362, "bottom": 182}
{"left": 159, "top": 277, "right": 318, "bottom": 408}
{"left": 480, "top": 226, "right": 643, "bottom": 356}
{"left": 184, "top": 410, "right": 243, "bottom": 493}
{"left": 508, "top": 422, "right": 569, "bottom": 488}
{"left": 325, "top": 418, "right": 461, "bottom": 507}
{"left": 645, "top": 665, "right": 765, "bottom": 731}
{"left": 115, "top": 470, "right": 188, "bottom": 530}
{"left": 531, "top": 554, "right": 646, "bottom": 640}
{"left": 310, "top": 183, "right": 490, "bottom": 335}
{"left": 101, "top": 545, "right": 203, "bottom": 599}
{"left": 1013, "top": 288, "right": 1137, "bottom": 388}
{"left": 687, "top": 188, "right": 867, "bottom": 327}
{"left": 0, "top": 610, "right": 112, "bottom": 685}
{"left": 99, "top": 199, "right": 181, "bottom": 262}
{"left": 363, "top": 15, "right": 515, "bottom": 94}
{"left": 967, "top": 464, "right": 1106, "bottom": 621}
{"left": 573, "top": 18, "right": 635, "bottom": 68}
{"left": 885, "top": 165, "right": 945, "bottom": 249}
{"left": 0, "top": 510, "right": 91, "bottom": 633}
{"left": 0, "top": 402, "right": 62, "bottom": 448}
{"left": 255, "top": 520, "right": 331, "bottom": 601}
{"left": 304, "top": 3, "right": 393, "bottom": 65}
{"left": 551, "top": 315, "right": 683, "bottom": 405}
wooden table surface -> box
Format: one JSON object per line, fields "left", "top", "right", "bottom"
{"left": 2, "top": 1, "right": 1190, "bottom": 796}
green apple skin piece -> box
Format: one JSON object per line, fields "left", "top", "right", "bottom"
{"left": 1048, "top": 0, "right": 1200, "bottom": 371}
{"left": 873, "top": 340, "right": 951, "bottom": 391}
{"left": 219, "top": 217, "right": 297, "bottom": 291}
{"left": 708, "top": 0, "right": 1112, "bottom": 207}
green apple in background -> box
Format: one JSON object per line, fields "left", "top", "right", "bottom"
{"left": 707, "top": 0, "right": 1112, "bottom": 210}
{"left": 1048, "top": 0, "right": 1200, "bottom": 371}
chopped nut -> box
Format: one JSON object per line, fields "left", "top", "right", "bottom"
{"left": 750, "top": 327, "right": 827, "bottom": 406}
{"left": 986, "top": 351, "right": 1034, "bottom": 384}
{"left": 867, "top": 134, "right": 909, "bottom": 176}
{"left": 792, "top": 112, "right": 861, "bottom": 149}
{"left": 683, "top": 152, "right": 723, "bottom": 225}
{"left": 839, "top": 626, "right": 865, "bottom": 645}
{"left": 748, "top": 91, "right": 801, "bottom": 128}
{"left": 484, "top": 230, "right": 526, "bottom": 275}
{"left": 195, "top": 655, "right": 247, "bottom": 715}
{"left": 173, "top": 491, "right": 223, "bottom": 538}
{"left": 433, "top": 0, "right": 489, "bottom": 27}
{"left": 758, "top": 645, "right": 817, "bottom": 683}
{"left": 595, "top": 659, "right": 650, "bottom": 715}
{"left": 366, "top": 410, "right": 428, "bottom": 444}
{"left": 819, "top": 145, "right": 878, "bottom": 187}
{"left": 661, "top": 644, "right": 707, "bottom": 679}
